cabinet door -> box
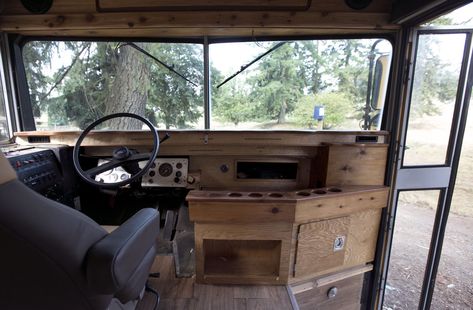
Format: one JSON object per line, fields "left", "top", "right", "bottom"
{"left": 295, "top": 216, "right": 350, "bottom": 277}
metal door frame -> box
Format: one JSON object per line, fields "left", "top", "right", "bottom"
{"left": 378, "top": 27, "right": 473, "bottom": 310}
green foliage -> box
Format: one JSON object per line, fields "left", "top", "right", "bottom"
{"left": 292, "top": 93, "right": 353, "bottom": 129}
{"left": 23, "top": 41, "right": 57, "bottom": 117}
{"left": 250, "top": 43, "right": 304, "bottom": 124}
{"left": 145, "top": 43, "right": 203, "bottom": 129}
{"left": 213, "top": 80, "right": 254, "bottom": 126}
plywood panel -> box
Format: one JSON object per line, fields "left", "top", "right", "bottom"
{"left": 295, "top": 217, "right": 350, "bottom": 277}
{"left": 292, "top": 208, "right": 383, "bottom": 282}
{"left": 344, "top": 208, "right": 382, "bottom": 266}
{"left": 326, "top": 144, "right": 388, "bottom": 186}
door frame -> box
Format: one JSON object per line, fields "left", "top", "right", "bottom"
{"left": 377, "top": 27, "right": 473, "bottom": 310}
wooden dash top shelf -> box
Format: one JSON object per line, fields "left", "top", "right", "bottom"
{"left": 186, "top": 185, "right": 388, "bottom": 204}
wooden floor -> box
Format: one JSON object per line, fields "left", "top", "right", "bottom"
{"left": 137, "top": 255, "right": 296, "bottom": 310}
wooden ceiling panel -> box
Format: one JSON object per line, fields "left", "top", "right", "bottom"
{"left": 0, "top": 0, "right": 398, "bottom": 37}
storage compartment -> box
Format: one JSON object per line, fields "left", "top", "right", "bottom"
{"left": 236, "top": 161, "right": 298, "bottom": 180}
{"left": 203, "top": 239, "right": 282, "bottom": 278}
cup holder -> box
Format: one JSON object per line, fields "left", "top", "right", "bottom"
{"left": 328, "top": 188, "right": 342, "bottom": 193}
{"left": 296, "top": 191, "right": 311, "bottom": 197}
{"left": 228, "top": 192, "right": 243, "bottom": 197}
{"left": 268, "top": 193, "right": 284, "bottom": 198}
{"left": 248, "top": 193, "right": 263, "bottom": 198}
{"left": 208, "top": 193, "right": 224, "bottom": 197}
{"left": 312, "top": 189, "right": 327, "bottom": 195}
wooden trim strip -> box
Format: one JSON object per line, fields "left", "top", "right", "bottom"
{"left": 290, "top": 264, "right": 373, "bottom": 294}
{"left": 96, "top": 0, "right": 312, "bottom": 13}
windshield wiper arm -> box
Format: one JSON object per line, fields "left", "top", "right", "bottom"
{"left": 118, "top": 42, "right": 198, "bottom": 87}
{"left": 216, "top": 42, "right": 287, "bottom": 89}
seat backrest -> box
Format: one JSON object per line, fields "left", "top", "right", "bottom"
{"left": 0, "top": 151, "right": 111, "bottom": 310}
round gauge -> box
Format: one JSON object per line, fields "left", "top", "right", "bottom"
{"left": 158, "top": 163, "right": 173, "bottom": 177}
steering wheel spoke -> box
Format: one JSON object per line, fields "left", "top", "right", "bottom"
{"left": 85, "top": 159, "right": 123, "bottom": 178}
{"left": 128, "top": 152, "right": 153, "bottom": 162}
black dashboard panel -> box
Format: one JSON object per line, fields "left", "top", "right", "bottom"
{"left": 5, "top": 148, "right": 64, "bottom": 200}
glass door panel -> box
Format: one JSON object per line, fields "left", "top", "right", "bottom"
{"left": 431, "top": 86, "right": 473, "bottom": 309}
{"left": 384, "top": 190, "right": 441, "bottom": 309}
{"left": 403, "top": 34, "right": 466, "bottom": 166}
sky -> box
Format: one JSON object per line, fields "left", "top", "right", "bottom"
{"left": 439, "top": 2, "right": 473, "bottom": 26}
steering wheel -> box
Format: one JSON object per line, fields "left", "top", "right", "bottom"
{"left": 73, "top": 113, "right": 159, "bottom": 189}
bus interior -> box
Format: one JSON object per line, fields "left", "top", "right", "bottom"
{"left": 0, "top": 1, "right": 472, "bottom": 309}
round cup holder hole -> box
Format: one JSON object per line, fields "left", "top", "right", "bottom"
{"left": 328, "top": 188, "right": 342, "bottom": 193}
{"left": 228, "top": 192, "right": 242, "bottom": 197}
{"left": 208, "top": 193, "right": 223, "bottom": 197}
{"left": 248, "top": 193, "right": 263, "bottom": 198}
{"left": 297, "top": 191, "right": 311, "bottom": 196}
{"left": 312, "top": 189, "right": 327, "bottom": 195}
{"left": 269, "top": 193, "right": 284, "bottom": 198}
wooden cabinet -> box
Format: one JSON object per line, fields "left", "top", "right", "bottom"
{"left": 193, "top": 222, "right": 293, "bottom": 284}
{"left": 188, "top": 185, "right": 388, "bottom": 285}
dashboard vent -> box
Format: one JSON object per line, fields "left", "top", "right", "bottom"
{"left": 355, "top": 135, "right": 378, "bottom": 143}
{"left": 28, "top": 136, "right": 51, "bottom": 143}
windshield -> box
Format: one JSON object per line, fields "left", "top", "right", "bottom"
{"left": 22, "top": 41, "right": 204, "bottom": 130}
{"left": 211, "top": 39, "right": 392, "bottom": 130}
{"left": 22, "top": 38, "right": 392, "bottom": 131}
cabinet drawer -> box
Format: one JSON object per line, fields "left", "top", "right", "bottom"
{"left": 294, "top": 274, "right": 363, "bottom": 310}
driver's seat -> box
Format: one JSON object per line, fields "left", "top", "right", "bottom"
{"left": 0, "top": 151, "right": 160, "bottom": 310}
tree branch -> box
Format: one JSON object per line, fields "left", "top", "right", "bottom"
{"left": 40, "top": 43, "right": 90, "bottom": 102}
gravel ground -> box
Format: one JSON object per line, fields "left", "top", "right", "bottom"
{"left": 383, "top": 204, "right": 473, "bottom": 310}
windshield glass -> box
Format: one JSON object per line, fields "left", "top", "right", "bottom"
{"left": 22, "top": 38, "right": 392, "bottom": 131}
{"left": 211, "top": 39, "right": 392, "bottom": 130}
{"left": 22, "top": 41, "right": 204, "bottom": 130}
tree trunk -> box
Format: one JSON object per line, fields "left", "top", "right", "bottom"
{"left": 278, "top": 101, "right": 287, "bottom": 124}
{"left": 104, "top": 43, "right": 150, "bottom": 130}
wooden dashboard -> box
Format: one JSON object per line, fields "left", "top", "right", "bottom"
{"left": 15, "top": 130, "right": 389, "bottom": 190}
